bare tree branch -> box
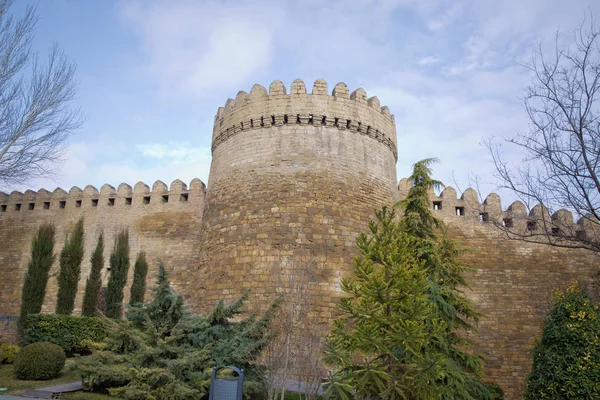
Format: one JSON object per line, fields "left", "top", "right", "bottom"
{"left": 486, "top": 12, "right": 600, "bottom": 253}
{"left": 0, "top": 0, "right": 81, "bottom": 190}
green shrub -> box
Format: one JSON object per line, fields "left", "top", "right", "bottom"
{"left": 14, "top": 342, "right": 66, "bottom": 380}
{"left": 0, "top": 343, "right": 20, "bottom": 364}
{"left": 23, "top": 314, "right": 106, "bottom": 356}
{"left": 524, "top": 282, "right": 600, "bottom": 399}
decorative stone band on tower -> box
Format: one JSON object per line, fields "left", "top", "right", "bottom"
{"left": 194, "top": 78, "right": 399, "bottom": 346}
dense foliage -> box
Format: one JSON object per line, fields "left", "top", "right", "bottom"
{"left": 79, "top": 263, "right": 278, "bottom": 399}
{"left": 56, "top": 218, "right": 85, "bottom": 315}
{"left": 105, "top": 229, "right": 130, "bottom": 319}
{"left": 324, "top": 159, "right": 490, "bottom": 400}
{"left": 524, "top": 282, "right": 600, "bottom": 399}
{"left": 129, "top": 251, "right": 148, "bottom": 306}
{"left": 14, "top": 342, "right": 66, "bottom": 380}
{"left": 82, "top": 233, "right": 105, "bottom": 317}
{"left": 18, "top": 223, "right": 56, "bottom": 337}
{"left": 0, "top": 343, "right": 19, "bottom": 364}
{"left": 23, "top": 314, "right": 106, "bottom": 356}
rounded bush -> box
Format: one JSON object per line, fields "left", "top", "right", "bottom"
{"left": 14, "top": 342, "right": 66, "bottom": 380}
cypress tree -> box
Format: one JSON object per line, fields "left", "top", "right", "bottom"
{"left": 105, "top": 229, "right": 130, "bottom": 319}
{"left": 129, "top": 251, "right": 148, "bottom": 306}
{"left": 18, "top": 223, "right": 56, "bottom": 337}
{"left": 82, "top": 233, "right": 104, "bottom": 317}
{"left": 55, "top": 218, "right": 85, "bottom": 315}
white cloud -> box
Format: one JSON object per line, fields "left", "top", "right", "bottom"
{"left": 119, "top": 0, "right": 283, "bottom": 99}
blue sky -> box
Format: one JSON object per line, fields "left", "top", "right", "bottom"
{"left": 13, "top": 0, "right": 600, "bottom": 207}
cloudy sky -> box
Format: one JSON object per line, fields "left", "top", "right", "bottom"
{"left": 11, "top": 0, "right": 600, "bottom": 207}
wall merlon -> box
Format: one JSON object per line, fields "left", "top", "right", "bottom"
{"left": 291, "top": 79, "right": 307, "bottom": 94}
{"left": 118, "top": 183, "right": 133, "bottom": 196}
{"left": 269, "top": 80, "right": 286, "bottom": 95}
{"left": 152, "top": 180, "right": 168, "bottom": 193}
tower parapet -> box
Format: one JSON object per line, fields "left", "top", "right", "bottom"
{"left": 212, "top": 79, "right": 398, "bottom": 160}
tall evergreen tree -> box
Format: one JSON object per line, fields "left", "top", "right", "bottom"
{"left": 55, "top": 218, "right": 85, "bottom": 315}
{"left": 18, "top": 223, "right": 56, "bottom": 337}
{"left": 524, "top": 282, "right": 600, "bottom": 399}
{"left": 105, "top": 229, "right": 130, "bottom": 319}
{"left": 324, "top": 159, "right": 491, "bottom": 400}
{"left": 82, "top": 233, "right": 104, "bottom": 317}
{"left": 323, "top": 207, "right": 448, "bottom": 400}
{"left": 129, "top": 251, "right": 148, "bottom": 306}
{"left": 398, "top": 158, "right": 489, "bottom": 399}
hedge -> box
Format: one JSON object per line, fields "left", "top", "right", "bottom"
{"left": 23, "top": 314, "right": 106, "bottom": 356}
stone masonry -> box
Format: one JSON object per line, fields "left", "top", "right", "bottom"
{"left": 0, "top": 78, "right": 598, "bottom": 400}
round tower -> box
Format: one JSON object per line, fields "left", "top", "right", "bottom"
{"left": 194, "top": 78, "right": 398, "bottom": 336}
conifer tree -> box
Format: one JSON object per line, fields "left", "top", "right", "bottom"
{"left": 324, "top": 159, "right": 491, "bottom": 400}
{"left": 524, "top": 282, "right": 600, "bottom": 399}
{"left": 82, "top": 233, "right": 104, "bottom": 317}
{"left": 129, "top": 251, "right": 148, "bottom": 306}
{"left": 324, "top": 207, "right": 447, "bottom": 399}
{"left": 18, "top": 223, "right": 56, "bottom": 336}
{"left": 55, "top": 218, "right": 85, "bottom": 314}
{"left": 105, "top": 229, "right": 130, "bottom": 319}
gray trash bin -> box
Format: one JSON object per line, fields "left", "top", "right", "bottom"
{"left": 209, "top": 365, "right": 244, "bottom": 400}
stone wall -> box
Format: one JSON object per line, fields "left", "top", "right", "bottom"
{"left": 0, "top": 78, "right": 598, "bottom": 399}
{"left": 0, "top": 179, "right": 206, "bottom": 316}
{"left": 420, "top": 184, "right": 599, "bottom": 399}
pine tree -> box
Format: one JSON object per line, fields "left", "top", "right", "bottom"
{"left": 324, "top": 159, "right": 491, "bottom": 400}
{"left": 82, "top": 233, "right": 104, "bottom": 317}
{"left": 129, "top": 251, "right": 148, "bottom": 306}
{"left": 524, "top": 282, "right": 600, "bottom": 399}
{"left": 323, "top": 207, "right": 447, "bottom": 400}
{"left": 18, "top": 223, "right": 56, "bottom": 337}
{"left": 105, "top": 229, "right": 130, "bottom": 319}
{"left": 55, "top": 218, "right": 85, "bottom": 315}
{"left": 79, "top": 264, "right": 279, "bottom": 399}
{"left": 397, "top": 158, "right": 490, "bottom": 399}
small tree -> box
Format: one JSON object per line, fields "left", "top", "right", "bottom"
{"left": 524, "top": 282, "right": 600, "bottom": 399}
{"left": 105, "top": 229, "right": 129, "bottom": 319}
{"left": 18, "top": 223, "right": 56, "bottom": 336}
{"left": 55, "top": 218, "right": 84, "bottom": 315}
{"left": 129, "top": 251, "right": 148, "bottom": 306}
{"left": 82, "top": 233, "right": 104, "bottom": 317}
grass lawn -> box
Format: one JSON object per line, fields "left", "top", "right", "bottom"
{"left": 0, "top": 357, "right": 82, "bottom": 395}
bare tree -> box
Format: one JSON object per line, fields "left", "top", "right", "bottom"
{"left": 257, "top": 254, "right": 324, "bottom": 400}
{"left": 0, "top": 0, "right": 81, "bottom": 189}
{"left": 486, "top": 14, "right": 600, "bottom": 252}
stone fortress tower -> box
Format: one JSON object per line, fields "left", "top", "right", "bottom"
{"left": 194, "top": 79, "right": 399, "bottom": 320}
{"left": 0, "top": 78, "right": 599, "bottom": 400}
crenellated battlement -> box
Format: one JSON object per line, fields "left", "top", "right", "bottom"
{"left": 0, "top": 178, "right": 206, "bottom": 215}
{"left": 398, "top": 178, "right": 599, "bottom": 238}
{"left": 212, "top": 79, "right": 398, "bottom": 160}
